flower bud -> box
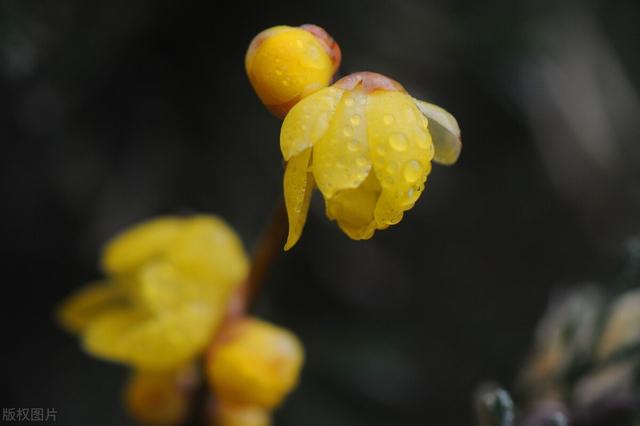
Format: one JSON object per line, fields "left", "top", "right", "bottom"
{"left": 206, "top": 317, "right": 304, "bottom": 409}
{"left": 246, "top": 25, "right": 341, "bottom": 118}
{"left": 124, "top": 369, "right": 194, "bottom": 426}
{"left": 210, "top": 401, "right": 271, "bottom": 426}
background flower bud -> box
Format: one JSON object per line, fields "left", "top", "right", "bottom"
{"left": 124, "top": 370, "right": 192, "bottom": 426}
{"left": 210, "top": 401, "right": 271, "bottom": 426}
{"left": 206, "top": 317, "right": 304, "bottom": 409}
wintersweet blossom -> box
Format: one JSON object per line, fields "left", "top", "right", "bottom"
{"left": 58, "top": 215, "right": 249, "bottom": 370}
{"left": 281, "top": 71, "right": 461, "bottom": 249}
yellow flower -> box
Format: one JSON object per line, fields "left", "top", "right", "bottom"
{"left": 124, "top": 369, "right": 193, "bottom": 426}
{"left": 281, "top": 72, "right": 462, "bottom": 249}
{"left": 58, "top": 215, "right": 249, "bottom": 371}
{"left": 206, "top": 317, "right": 304, "bottom": 409}
{"left": 246, "top": 24, "right": 341, "bottom": 118}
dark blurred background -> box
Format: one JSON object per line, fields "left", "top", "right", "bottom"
{"left": 2, "top": 0, "right": 639, "bottom": 424}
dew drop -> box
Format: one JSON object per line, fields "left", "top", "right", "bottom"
{"left": 386, "top": 162, "right": 399, "bottom": 174}
{"left": 350, "top": 114, "right": 361, "bottom": 126}
{"left": 356, "top": 156, "right": 368, "bottom": 167}
{"left": 344, "top": 98, "right": 355, "bottom": 107}
{"left": 381, "top": 177, "right": 395, "bottom": 188}
{"left": 347, "top": 139, "right": 360, "bottom": 152}
{"left": 343, "top": 127, "right": 353, "bottom": 137}
{"left": 383, "top": 114, "right": 395, "bottom": 125}
{"left": 403, "top": 160, "right": 422, "bottom": 183}
{"left": 296, "top": 39, "right": 304, "bottom": 48}
{"left": 388, "top": 133, "right": 408, "bottom": 151}
{"left": 404, "top": 107, "right": 416, "bottom": 122}
{"left": 416, "top": 130, "right": 430, "bottom": 149}
{"left": 376, "top": 144, "right": 388, "bottom": 156}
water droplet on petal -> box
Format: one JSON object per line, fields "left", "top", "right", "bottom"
{"left": 383, "top": 114, "right": 394, "bottom": 125}
{"left": 381, "top": 176, "right": 394, "bottom": 188}
{"left": 388, "top": 133, "right": 408, "bottom": 151}
{"left": 404, "top": 107, "right": 416, "bottom": 122}
{"left": 403, "top": 160, "right": 422, "bottom": 183}
{"left": 347, "top": 140, "right": 360, "bottom": 152}
{"left": 342, "top": 127, "right": 353, "bottom": 137}
{"left": 416, "top": 129, "right": 430, "bottom": 149}
{"left": 350, "top": 114, "right": 361, "bottom": 126}
{"left": 386, "top": 162, "right": 399, "bottom": 174}
{"left": 356, "top": 156, "right": 368, "bottom": 167}
{"left": 344, "top": 98, "right": 355, "bottom": 107}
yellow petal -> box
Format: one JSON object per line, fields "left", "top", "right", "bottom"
{"left": 280, "top": 86, "right": 344, "bottom": 161}
{"left": 83, "top": 304, "right": 221, "bottom": 370}
{"left": 57, "top": 281, "right": 124, "bottom": 334}
{"left": 414, "top": 98, "right": 461, "bottom": 165}
{"left": 121, "top": 303, "right": 221, "bottom": 370}
{"left": 313, "top": 88, "right": 372, "bottom": 198}
{"left": 165, "top": 216, "right": 249, "bottom": 289}
{"left": 135, "top": 260, "right": 232, "bottom": 313}
{"left": 102, "top": 217, "right": 185, "bottom": 275}
{"left": 83, "top": 308, "right": 145, "bottom": 361}
{"left": 325, "top": 172, "right": 380, "bottom": 240}
{"left": 283, "top": 149, "right": 313, "bottom": 251}
{"left": 366, "top": 91, "right": 434, "bottom": 227}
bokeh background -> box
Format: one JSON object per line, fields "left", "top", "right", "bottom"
{"left": 2, "top": 0, "right": 639, "bottom": 424}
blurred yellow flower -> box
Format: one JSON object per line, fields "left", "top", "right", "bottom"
{"left": 206, "top": 317, "right": 304, "bottom": 410}
{"left": 281, "top": 72, "right": 461, "bottom": 249}
{"left": 58, "top": 215, "right": 249, "bottom": 371}
{"left": 246, "top": 24, "right": 341, "bottom": 118}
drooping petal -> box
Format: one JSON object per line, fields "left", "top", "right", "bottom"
{"left": 280, "top": 87, "right": 344, "bottom": 161}
{"left": 102, "top": 217, "right": 185, "bottom": 275}
{"left": 325, "top": 172, "right": 381, "bottom": 240}
{"left": 366, "top": 91, "right": 434, "bottom": 227}
{"left": 165, "top": 216, "right": 249, "bottom": 289}
{"left": 313, "top": 88, "right": 372, "bottom": 198}
{"left": 57, "top": 281, "right": 124, "bottom": 333}
{"left": 283, "top": 149, "right": 313, "bottom": 251}
{"left": 414, "top": 99, "right": 461, "bottom": 165}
